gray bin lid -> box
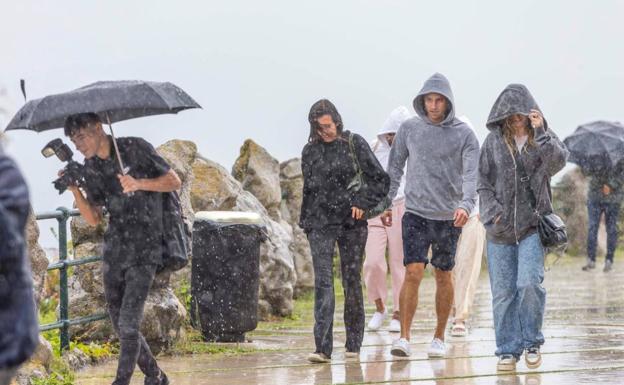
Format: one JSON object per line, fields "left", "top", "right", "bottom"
{"left": 195, "top": 211, "right": 263, "bottom": 225}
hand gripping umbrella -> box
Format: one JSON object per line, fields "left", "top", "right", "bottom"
{"left": 4, "top": 80, "right": 201, "bottom": 174}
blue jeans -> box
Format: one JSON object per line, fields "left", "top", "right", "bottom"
{"left": 487, "top": 233, "right": 545, "bottom": 357}
{"left": 587, "top": 199, "right": 620, "bottom": 262}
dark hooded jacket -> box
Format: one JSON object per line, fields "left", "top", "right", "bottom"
{"left": 478, "top": 84, "right": 569, "bottom": 244}
{"left": 0, "top": 147, "right": 39, "bottom": 370}
{"left": 299, "top": 130, "right": 390, "bottom": 232}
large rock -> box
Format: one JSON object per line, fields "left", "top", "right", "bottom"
{"left": 553, "top": 167, "right": 606, "bottom": 256}
{"left": 15, "top": 336, "right": 54, "bottom": 385}
{"left": 280, "top": 158, "right": 314, "bottom": 296}
{"left": 26, "top": 210, "right": 50, "bottom": 304}
{"left": 191, "top": 156, "right": 296, "bottom": 317}
{"left": 232, "top": 140, "right": 283, "bottom": 221}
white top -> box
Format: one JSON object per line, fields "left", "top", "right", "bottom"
{"left": 515, "top": 135, "right": 528, "bottom": 153}
{"left": 370, "top": 106, "right": 411, "bottom": 202}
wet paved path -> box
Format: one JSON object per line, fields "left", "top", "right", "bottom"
{"left": 76, "top": 257, "right": 624, "bottom": 384}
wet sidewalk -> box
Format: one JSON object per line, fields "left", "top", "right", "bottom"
{"left": 76, "top": 257, "right": 624, "bottom": 385}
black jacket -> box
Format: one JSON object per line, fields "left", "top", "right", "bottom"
{"left": 300, "top": 131, "right": 389, "bottom": 231}
{"left": 0, "top": 149, "right": 39, "bottom": 370}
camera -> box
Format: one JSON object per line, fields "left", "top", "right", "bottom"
{"left": 41, "top": 139, "right": 85, "bottom": 194}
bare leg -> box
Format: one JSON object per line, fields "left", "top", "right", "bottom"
{"left": 399, "top": 263, "right": 425, "bottom": 340}
{"left": 434, "top": 269, "right": 454, "bottom": 341}
{"left": 374, "top": 298, "right": 385, "bottom": 313}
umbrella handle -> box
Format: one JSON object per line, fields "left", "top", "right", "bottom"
{"left": 106, "top": 113, "right": 134, "bottom": 197}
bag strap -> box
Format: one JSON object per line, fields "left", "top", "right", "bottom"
{"left": 348, "top": 133, "right": 363, "bottom": 175}
{"left": 507, "top": 145, "right": 539, "bottom": 215}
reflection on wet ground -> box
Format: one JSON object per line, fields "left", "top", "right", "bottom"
{"left": 77, "top": 258, "right": 624, "bottom": 384}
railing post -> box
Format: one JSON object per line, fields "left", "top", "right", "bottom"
{"left": 56, "top": 207, "right": 70, "bottom": 354}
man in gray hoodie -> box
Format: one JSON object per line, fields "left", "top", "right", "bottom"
{"left": 383, "top": 73, "right": 479, "bottom": 358}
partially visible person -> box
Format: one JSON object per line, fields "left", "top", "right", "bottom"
{"left": 383, "top": 73, "right": 480, "bottom": 359}
{"left": 582, "top": 164, "right": 624, "bottom": 272}
{"left": 0, "top": 145, "right": 39, "bottom": 385}
{"left": 363, "top": 106, "right": 411, "bottom": 333}
{"left": 300, "top": 99, "right": 389, "bottom": 363}
{"left": 479, "top": 84, "right": 568, "bottom": 372}
{"left": 450, "top": 116, "right": 486, "bottom": 337}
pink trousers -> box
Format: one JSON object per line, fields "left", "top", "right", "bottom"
{"left": 363, "top": 199, "right": 406, "bottom": 313}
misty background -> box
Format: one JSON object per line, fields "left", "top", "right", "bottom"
{"left": 1, "top": 0, "right": 623, "bottom": 249}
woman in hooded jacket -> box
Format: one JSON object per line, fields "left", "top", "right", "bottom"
{"left": 478, "top": 85, "right": 568, "bottom": 372}
{"left": 300, "top": 99, "right": 390, "bottom": 363}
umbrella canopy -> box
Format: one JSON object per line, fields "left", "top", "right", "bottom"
{"left": 563, "top": 120, "right": 624, "bottom": 172}
{"left": 4, "top": 80, "right": 201, "bottom": 132}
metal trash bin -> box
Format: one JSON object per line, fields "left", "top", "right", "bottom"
{"left": 191, "top": 211, "right": 266, "bottom": 342}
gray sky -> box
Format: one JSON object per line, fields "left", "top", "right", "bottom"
{"left": 1, "top": 0, "right": 623, "bottom": 249}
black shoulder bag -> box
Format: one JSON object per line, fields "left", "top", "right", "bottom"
{"left": 515, "top": 155, "right": 567, "bottom": 249}
{"left": 347, "top": 133, "right": 391, "bottom": 219}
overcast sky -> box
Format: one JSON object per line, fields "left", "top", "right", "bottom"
{"left": 2, "top": 0, "right": 623, "bottom": 249}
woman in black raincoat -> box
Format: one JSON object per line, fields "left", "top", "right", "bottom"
{"left": 300, "top": 99, "right": 389, "bottom": 363}
{"left": 478, "top": 85, "right": 568, "bottom": 372}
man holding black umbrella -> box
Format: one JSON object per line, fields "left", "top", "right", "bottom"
{"left": 563, "top": 121, "right": 624, "bottom": 273}
{"left": 63, "top": 113, "right": 179, "bottom": 385}
{"left": 582, "top": 165, "right": 624, "bottom": 272}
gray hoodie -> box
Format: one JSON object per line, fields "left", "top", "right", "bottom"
{"left": 478, "top": 84, "right": 568, "bottom": 244}
{"left": 386, "top": 73, "right": 479, "bottom": 221}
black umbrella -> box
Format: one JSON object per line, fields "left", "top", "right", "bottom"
{"left": 563, "top": 120, "right": 624, "bottom": 172}
{"left": 4, "top": 80, "right": 201, "bottom": 173}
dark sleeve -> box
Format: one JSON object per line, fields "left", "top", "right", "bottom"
{"left": 533, "top": 124, "right": 569, "bottom": 177}
{"left": 298, "top": 144, "right": 313, "bottom": 229}
{"left": 0, "top": 155, "right": 30, "bottom": 256}
{"left": 607, "top": 164, "right": 624, "bottom": 191}
{"left": 0, "top": 154, "right": 39, "bottom": 368}
{"left": 351, "top": 134, "right": 390, "bottom": 210}
{"left": 82, "top": 167, "right": 105, "bottom": 207}
{"left": 477, "top": 135, "right": 504, "bottom": 226}
{"left": 132, "top": 137, "right": 171, "bottom": 177}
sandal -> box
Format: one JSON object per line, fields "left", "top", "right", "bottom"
{"left": 451, "top": 321, "right": 467, "bottom": 337}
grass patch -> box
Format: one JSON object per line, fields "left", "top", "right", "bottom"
{"left": 171, "top": 329, "right": 262, "bottom": 355}
{"left": 255, "top": 276, "right": 345, "bottom": 331}
{"left": 31, "top": 358, "right": 74, "bottom": 385}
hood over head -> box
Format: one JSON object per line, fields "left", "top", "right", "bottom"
{"left": 413, "top": 73, "right": 455, "bottom": 126}
{"left": 486, "top": 84, "right": 545, "bottom": 132}
{"left": 377, "top": 106, "right": 412, "bottom": 145}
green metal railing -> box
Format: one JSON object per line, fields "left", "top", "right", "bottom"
{"left": 36, "top": 207, "right": 107, "bottom": 353}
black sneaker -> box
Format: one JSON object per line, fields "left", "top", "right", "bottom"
{"left": 145, "top": 370, "right": 169, "bottom": 385}
{"left": 604, "top": 260, "right": 613, "bottom": 272}
{"left": 582, "top": 260, "right": 596, "bottom": 271}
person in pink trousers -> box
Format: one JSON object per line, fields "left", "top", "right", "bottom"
{"left": 364, "top": 106, "right": 411, "bottom": 332}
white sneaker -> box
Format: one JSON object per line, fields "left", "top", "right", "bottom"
{"left": 497, "top": 354, "right": 517, "bottom": 371}
{"left": 390, "top": 338, "right": 411, "bottom": 357}
{"left": 367, "top": 310, "right": 387, "bottom": 331}
{"left": 388, "top": 318, "right": 401, "bottom": 333}
{"left": 307, "top": 352, "right": 331, "bottom": 363}
{"left": 427, "top": 338, "right": 446, "bottom": 358}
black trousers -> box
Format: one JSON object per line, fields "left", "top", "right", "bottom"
{"left": 102, "top": 262, "right": 161, "bottom": 385}
{"left": 307, "top": 224, "right": 368, "bottom": 357}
